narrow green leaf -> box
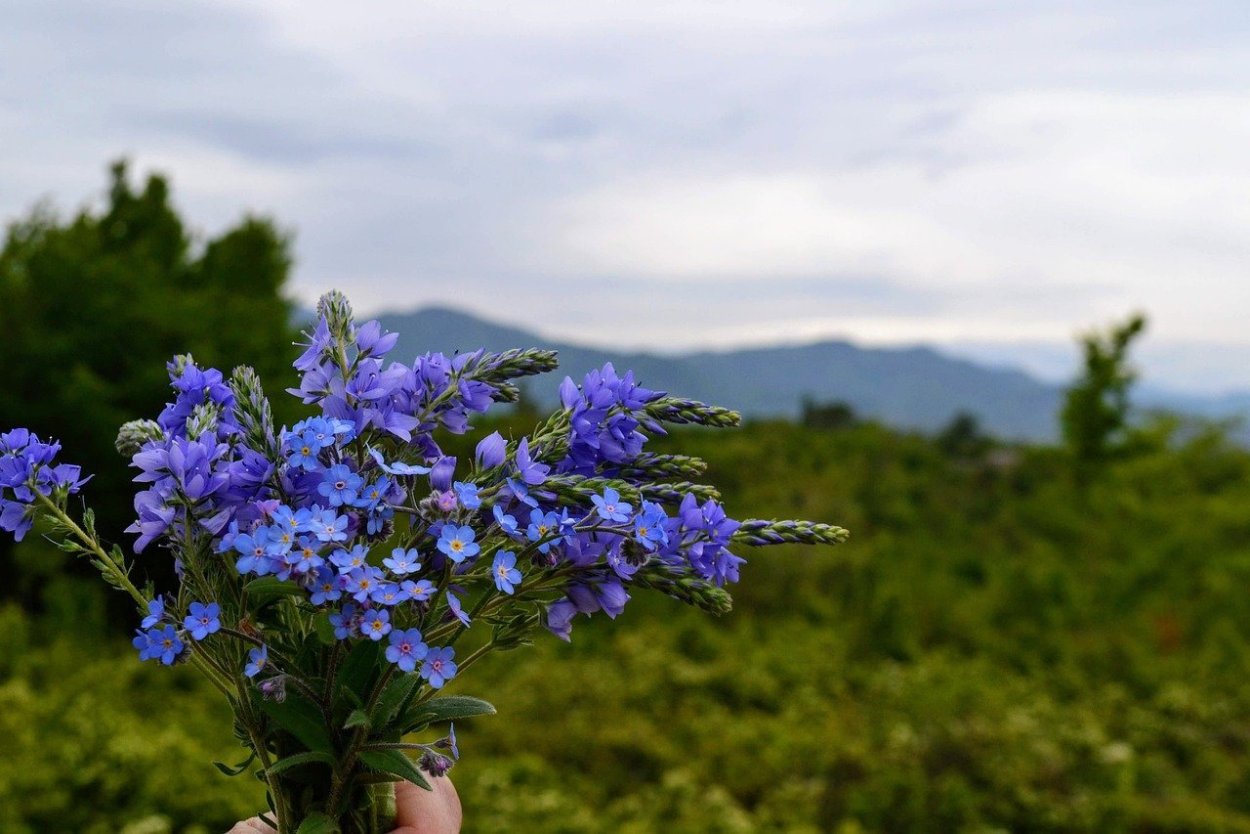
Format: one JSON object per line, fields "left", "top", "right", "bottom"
{"left": 359, "top": 749, "right": 432, "bottom": 791}
{"left": 261, "top": 691, "right": 334, "bottom": 755}
{"left": 296, "top": 811, "right": 341, "bottom": 834}
{"left": 372, "top": 673, "right": 420, "bottom": 729}
{"left": 266, "top": 751, "right": 336, "bottom": 777}
{"left": 334, "top": 640, "right": 382, "bottom": 704}
{"left": 405, "top": 695, "right": 496, "bottom": 727}
{"left": 343, "top": 709, "right": 371, "bottom": 731}
{"left": 244, "top": 576, "right": 305, "bottom": 608}
{"left": 213, "top": 750, "right": 256, "bottom": 777}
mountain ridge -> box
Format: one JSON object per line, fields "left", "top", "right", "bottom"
{"left": 371, "top": 305, "right": 1249, "bottom": 441}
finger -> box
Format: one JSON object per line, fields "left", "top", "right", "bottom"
{"left": 226, "top": 817, "right": 277, "bottom": 834}
{"left": 394, "top": 777, "right": 463, "bottom": 834}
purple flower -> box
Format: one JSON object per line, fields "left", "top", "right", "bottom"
{"left": 133, "top": 625, "right": 184, "bottom": 665}
{"left": 385, "top": 628, "right": 428, "bottom": 673}
{"left": 492, "top": 550, "right": 522, "bottom": 595}
{"left": 546, "top": 598, "right": 578, "bottom": 641}
{"left": 245, "top": 645, "right": 269, "bottom": 678}
{"left": 474, "top": 431, "right": 506, "bottom": 470}
{"left": 184, "top": 601, "right": 222, "bottom": 641}
{"left": 437, "top": 524, "right": 479, "bottom": 563}
{"left": 420, "top": 646, "right": 458, "bottom": 689}
{"left": 514, "top": 438, "right": 550, "bottom": 486}
{"left": 362, "top": 608, "right": 392, "bottom": 641}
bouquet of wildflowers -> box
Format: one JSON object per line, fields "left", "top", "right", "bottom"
{"left": 0, "top": 291, "right": 847, "bottom": 834}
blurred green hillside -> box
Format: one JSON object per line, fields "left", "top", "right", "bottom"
{"left": 7, "top": 413, "right": 1250, "bottom": 833}
{"left": 4, "top": 167, "right": 1250, "bottom": 833}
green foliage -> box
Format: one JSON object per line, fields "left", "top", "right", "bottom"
{"left": 1061, "top": 313, "right": 1148, "bottom": 472}
{"left": 8, "top": 415, "right": 1250, "bottom": 831}
{"left": 0, "top": 160, "right": 297, "bottom": 616}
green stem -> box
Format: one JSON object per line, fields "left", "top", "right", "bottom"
{"left": 34, "top": 492, "right": 235, "bottom": 698}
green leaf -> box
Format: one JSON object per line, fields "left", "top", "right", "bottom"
{"left": 343, "top": 709, "right": 371, "bottom": 731}
{"left": 334, "top": 640, "right": 382, "bottom": 704}
{"left": 359, "top": 749, "right": 431, "bottom": 791}
{"left": 372, "top": 673, "right": 420, "bottom": 729}
{"left": 213, "top": 750, "right": 257, "bottom": 777}
{"left": 261, "top": 691, "right": 334, "bottom": 754}
{"left": 404, "top": 695, "right": 496, "bottom": 729}
{"left": 296, "top": 811, "right": 341, "bottom": 834}
{"left": 313, "top": 611, "right": 337, "bottom": 645}
{"left": 244, "top": 576, "right": 305, "bottom": 608}
{"left": 266, "top": 751, "right": 337, "bottom": 777}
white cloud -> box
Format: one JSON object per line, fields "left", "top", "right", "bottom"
{"left": 2, "top": 0, "right": 1249, "bottom": 391}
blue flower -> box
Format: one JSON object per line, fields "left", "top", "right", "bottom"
{"left": 318, "top": 463, "right": 364, "bottom": 507}
{"left": 133, "top": 625, "right": 184, "bottom": 665}
{"left": 492, "top": 550, "right": 522, "bottom": 595}
{"left": 329, "top": 603, "right": 360, "bottom": 640}
{"left": 634, "top": 500, "right": 669, "bottom": 550}
{"left": 312, "top": 508, "right": 349, "bottom": 543}
{"left": 245, "top": 645, "right": 269, "bottom": 678}
{"left": 371, "top": 581, "right": 411, "bottom": 607}
{"left": 385, "top": 628, "right": 428, "bottom": 673}
{"left": 368, "top": 447, "right": 431, "bottom": 476}
{"left": 453, "top": 481, "right": 481, "bottom": 510}
{"left": 402, "top": 578, "right": 436, "bottom": 602}
{"left": 592, "top": 487, "right": 633, "bottom": 523}
{"left": 362, "top": 608, "right": 392, "bottom": 641}
{"left": 437, "top": 524, "right": 479, "bottom": 563}
{"left": 286, "top": 430, "right": 323, "bottom": 470}
{"left": 445, "top": 591, "right": 471, "bottom": 626}
{"left": 330, "top": 544, "right": 369, "bottom": 571}
{"left": 309, "top": 565, "right": 343, "bottom": 605}
{"left": 435, "top": 724, "right": 460, "bottom": 760}
{"left": 492, "top": 504, "right": 519, "bottom": 536}
{"left": 141, "top": 597, "right": 166, "bottom": 629}
{"left": 420, "top": 646, "right": 458, "bottom": 689}
{"left": 382, "top": 547, "right": 419, "bottom": 576}
{"left": 184, "top": 601, "right": 222, "bottom": 641}
{"left": 526, "top": 509, "right": 564, "bottom": 554}
{"left": 344, "top": 565, "right": 385, "bottom": 604}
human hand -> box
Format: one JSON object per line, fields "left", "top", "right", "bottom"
{"left": 227, "top": 778, "right": 462, "bottom": 834}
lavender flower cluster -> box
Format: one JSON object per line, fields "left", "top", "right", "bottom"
{"left": 0, "top": 290, "right": 846, "bottom": 828}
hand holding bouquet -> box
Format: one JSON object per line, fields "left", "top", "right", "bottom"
{"left": 0, "top": 291, "right": 846, "bottom": 833}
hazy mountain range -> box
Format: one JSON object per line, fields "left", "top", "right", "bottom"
{"left": 369, "top": 306, "right": 1250, "bottom": 442}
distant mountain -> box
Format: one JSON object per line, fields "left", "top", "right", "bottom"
{"left": 372, "top": 306, "right": 1250, "bottom": 442}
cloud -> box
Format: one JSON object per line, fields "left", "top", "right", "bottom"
{"left": 2, "top": 0, "right": 1248, "bottom": 391}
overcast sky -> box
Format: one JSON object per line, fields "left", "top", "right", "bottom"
{"left": 3, "top": 1, "right": 1248, "bottom": 392}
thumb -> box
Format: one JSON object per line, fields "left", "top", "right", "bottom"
{"left": 393, "top": 777, "right": 462, "bottom": 834}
